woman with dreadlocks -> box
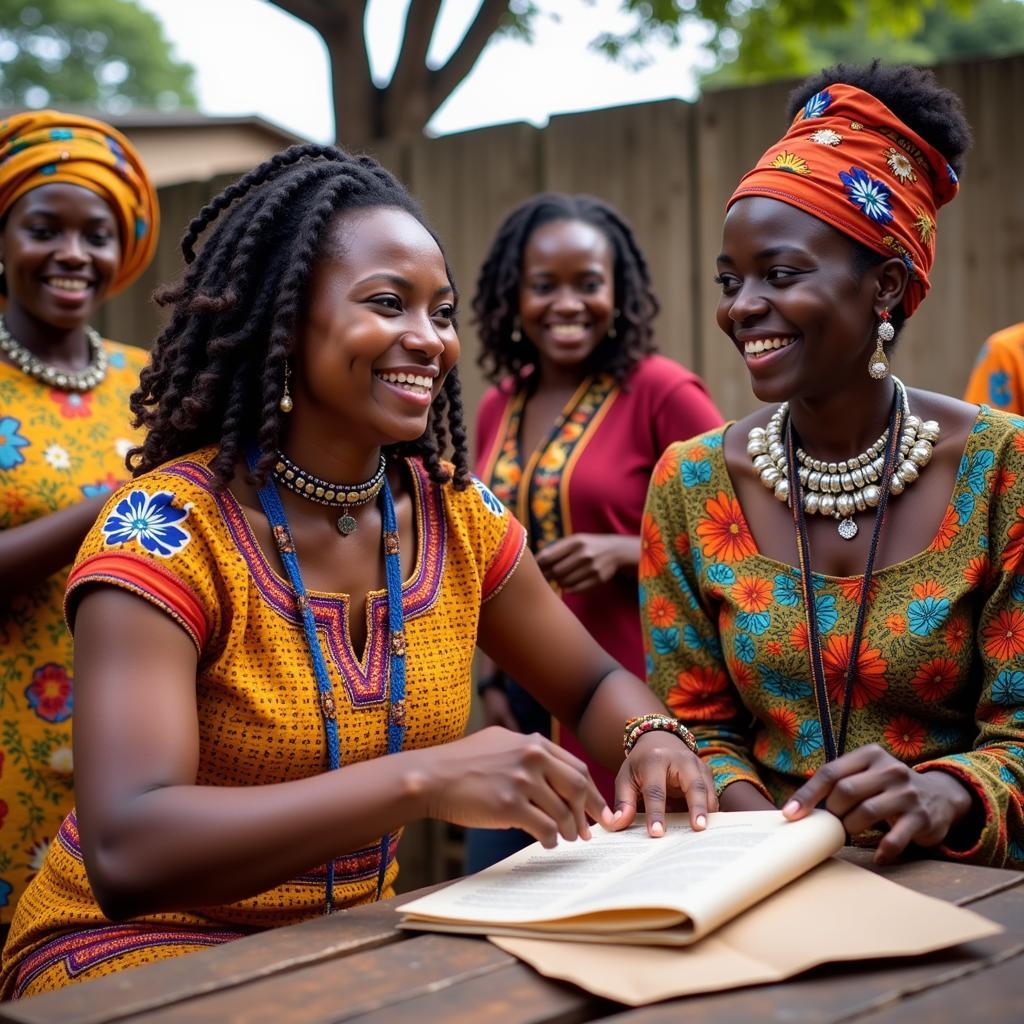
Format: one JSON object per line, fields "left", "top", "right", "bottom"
{"left": 465, "top": 195, "right": 721, "bottom": 870}
{"left": 0, "top": 148, "right": 715, "bottom": 996}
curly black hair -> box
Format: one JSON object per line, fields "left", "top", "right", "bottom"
{"left": 473, "top": 193, "right": 659, "bottom": 389}
{"left": 788, "top": 61, "right": 972, "bottom": 333}
{"left": 128, "top": 144, "right": 471, "bottom": 491}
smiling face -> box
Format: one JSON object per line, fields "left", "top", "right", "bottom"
{"left": 715, "top": 197, "right": 882, "bottom": 405}
{"left": 292, "top": 206, "right": 459, "bottom": 450}
{"left": 0, "top": 183, "right": 121, "bottom": 331}
{"left": 518, "top": 218, "right": 615, "bottom": 376}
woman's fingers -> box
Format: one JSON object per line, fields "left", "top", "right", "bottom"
{"left": 782, "top": 745, "right": 883, "bottom": 819}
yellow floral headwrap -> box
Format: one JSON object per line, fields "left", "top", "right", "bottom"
{"left": 0, "top": 110, "right": 159, "bottom": 296}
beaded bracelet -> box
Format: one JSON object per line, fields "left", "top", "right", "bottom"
{"left": 623, "top": 713, "right": 699, "bottom": 756}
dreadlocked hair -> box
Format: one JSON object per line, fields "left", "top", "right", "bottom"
{"left": 128, "top": 143, "right": 471, "bottom": 491}
{"left": 473, "top": 193, "right": 659, "bottom": 389}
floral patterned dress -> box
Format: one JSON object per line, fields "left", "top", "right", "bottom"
{"left": 641, "top": 407, "right": 1024, "bottom": 867}
{"left": 0, "top": 341, "right": 146, "bottom": 921}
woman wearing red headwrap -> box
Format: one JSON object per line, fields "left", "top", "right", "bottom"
{"left": 642, "top": 63, "right": 1024, "bottom": 867}
{"left": 0, "top": 110, "right": 158, "bottom": 924}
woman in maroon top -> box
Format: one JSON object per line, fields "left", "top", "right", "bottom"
{"left": 467, "top": 193, "right": 722, "bottom": 869}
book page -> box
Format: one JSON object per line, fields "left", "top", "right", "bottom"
{"left": 401, "top": 810, "right": 844, "bottom": 939}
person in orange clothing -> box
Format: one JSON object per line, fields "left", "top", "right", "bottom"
{"left": 0, "top": 110, "right": 158, "bottom": 926}
{"left": 964, "top": 322, "right": 1024, "bottom": 414}
{"left": 0, "top": 144, "right": 715, "bottom": 998}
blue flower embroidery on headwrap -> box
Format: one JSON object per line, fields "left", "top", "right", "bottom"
{"left": 838, "top": 166, "right": 893, "bottom": 223}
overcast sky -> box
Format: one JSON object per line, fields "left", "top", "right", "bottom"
{"left": 135, "top": 0, "right": 711, "bottom": 141}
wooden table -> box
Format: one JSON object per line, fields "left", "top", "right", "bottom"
{"left": 2, "top": 850, "right": 1022, "bottom": 1024}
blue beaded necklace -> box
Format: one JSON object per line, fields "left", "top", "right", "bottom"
{"left": 248, "top": 447, "right": 407, "bottom": 912}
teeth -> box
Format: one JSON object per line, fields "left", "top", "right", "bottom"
{"left": 744, "top": 336, "right": 796, "bottom": 355}
{"left": 377, "top": 371, "right": 432, "bottom": 390}
{"left": 550, "top": 324, "right": 585, "bottom": 337}
{"left": 48, "top": 277, "right": 90, "bottom": 291}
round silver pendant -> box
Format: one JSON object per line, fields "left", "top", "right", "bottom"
{"left": 336, "top": 514, "right": 358, "bottom": 535}
{"left": 837, "top": 517, "right": 858, "bottom": 540}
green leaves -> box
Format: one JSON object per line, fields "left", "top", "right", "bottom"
{"left": 0, "top": 0, "right": 196, "bottom": 112}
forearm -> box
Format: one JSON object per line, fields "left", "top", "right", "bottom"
{"left": 0, "top": 494, "right": 109, "bottom": 600}
{"left": 82, "top": 746, "right": 440, "bottom": 919}
{"left": 718, "top": 780, "right": 776, "bottom": 811}
{"left": 574, "top": 668, "right": 667, "bottom": 774}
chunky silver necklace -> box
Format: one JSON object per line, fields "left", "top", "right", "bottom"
{"left": 272, "top": 451, "right": 387, "bottom": 535}
{"left": 0, "top": 315, "right": 107, "bottom": 391}
{"left": 747, "top": 378, "right": 940, "bottom": 540}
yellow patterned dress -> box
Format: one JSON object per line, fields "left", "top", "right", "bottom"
{"left": 641, "top": 408, "right": 1024, "bottom": 867}
{"left": 0, "top": 341, "right": 146, "bottom": 923}
{"left": 0, "top": 448, "right": 525, "bottom": 998}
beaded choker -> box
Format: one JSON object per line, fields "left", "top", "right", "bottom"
{"left": 0, "top": 315, "right": 107, "bottom": 391}
{"left": 747, "top": 377, "right": 940, "bottom": 540}
{"left": 273, "top": 451, "right": 387, "bottom": 535}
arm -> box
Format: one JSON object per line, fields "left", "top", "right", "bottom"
{"left": 73, "top": 586, "right": 616, "bottom": 919}
{"left": 641, "top": 443, "right": 774, "bottom": 811}
{"left": 478, "top": 547, "right": 717, "bottom": 834}
{"left": 0, "top": 494, "right": 110, "bottom": 602}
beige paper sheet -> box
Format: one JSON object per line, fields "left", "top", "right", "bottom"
{"left": 491, "top": 857, "right": 1003, "bottom": 1006}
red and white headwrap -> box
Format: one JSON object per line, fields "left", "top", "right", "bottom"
{"left": 727, "top": 83, "right": 959, "bottom": 317}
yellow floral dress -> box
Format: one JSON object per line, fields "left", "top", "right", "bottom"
{"left": 0, "top": 341, "right": 146, "bottom": 922}
{"left": 642, "top": 407, "right": 1024, "bottom": 867}
{"left": 0, "top": 449, "right": 525, "bottom": 997}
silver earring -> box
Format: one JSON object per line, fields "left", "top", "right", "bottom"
{"left": 510, "top": 316, "right": 522, "bottom": 344}
{"left": 0, "top": 260, "right": 5, "bottom": 276}
{"left": 607, "top": 308, "right": 620, "bottom": 340}
{"left": 279, "top": 362, "right": 293, "bottom": 413}
{"left": 868, "top": 310, "right": 893, "bottom": 380}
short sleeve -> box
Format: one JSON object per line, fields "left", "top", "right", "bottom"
{"left": 65, "top": 469, "right": 224, "bottom": 653}
{"left": 442, "top": 473, "right": 527, "bottom": 603}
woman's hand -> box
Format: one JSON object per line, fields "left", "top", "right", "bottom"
{"left": 418, "top": 726, "right": 613, "bottom": 848}
{"left": 534, "top": 534, "right": 639, "bottom": 593}
{"left": 781, "top": 744, "right": 974, "bottom": 863}
{"left": 610, "top": 730, "right": 718, "bottom": 836}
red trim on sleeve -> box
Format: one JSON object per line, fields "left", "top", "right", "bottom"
{"left": 66, "top": 552, "right": 208, "bottom": 652}
{"left": 914, "top": 761, "right": 992, "bottom": 861}
{"left": 482, "top": 518, "right": 526, "bottom": 602}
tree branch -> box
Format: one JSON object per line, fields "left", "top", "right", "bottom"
{"left": 427, "top": 0, "right": 510, "bottom": 109}
{"left": 271, "top": 0, "right": 367, "bottom": 33}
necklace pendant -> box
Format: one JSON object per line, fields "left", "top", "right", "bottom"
{"left": 336, "top": 514, "right": 358, "bottom": 535}
{"left": 837, "top": 517, "right": 858, "bottom": 540}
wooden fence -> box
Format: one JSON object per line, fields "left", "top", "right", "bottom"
{"left": 96, "top": 53, "right": 1024, "bottom": 430}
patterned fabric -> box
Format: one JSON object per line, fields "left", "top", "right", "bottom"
{"left": 0, "top": 110, "right": 159, "bottom": 296}
{"left": 642, "top": 409, "right": 1024, "bottom": 867}
{"left": 965, "top": 323, "right": 1024, "bottom": 415}
{"left": 0, "top": 449, "right": 525, "bottom": 997}
{"left": 729, "top": 83, "right": 959, "bottom": 316}
{"left": 0, "top": 342, "right": 146, "bottom": 922}
{"left": 477, "top": 354, "right": 723, "bottom": 793}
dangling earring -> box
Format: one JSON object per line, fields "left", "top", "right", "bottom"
{"left": 607, "top": 308, "right": 620, "bottom": 340}
{"left": 510, "top": 316, "right": 522, "bottom": 344}
{"left": 0, "top": 260, "right": 5, "bottom": 276}
{"left": 279, "top": 362, "right": 293, "bottom": 413}
{"left": 868, "top": 309, "right": 893, "bottom": 380}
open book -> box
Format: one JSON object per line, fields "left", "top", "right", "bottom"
{"left": 399, "top": 810, "right": 845, "bottom": 946}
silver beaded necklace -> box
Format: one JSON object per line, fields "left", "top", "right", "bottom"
{"left": 747, "top": 377, "right": 941, "bottom": 540}
{"left": 0, "top": 315, "right": 107, "bottom": 391}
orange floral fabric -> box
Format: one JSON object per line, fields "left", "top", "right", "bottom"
{"left": 729, "top": 83, "right": 959, "bottom": 316}
{"left": 642, "top": 409, "right": 1024, "bottom": 868}
{"left": 964, "top": 323, "right": 1024, "bottom": 415}
{"left": 0, "top": 343, "right": 146, "bottom": 922}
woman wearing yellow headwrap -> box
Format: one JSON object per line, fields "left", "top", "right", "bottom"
{"left": 0, "top": 110, "right": 158, "bottom": 929}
